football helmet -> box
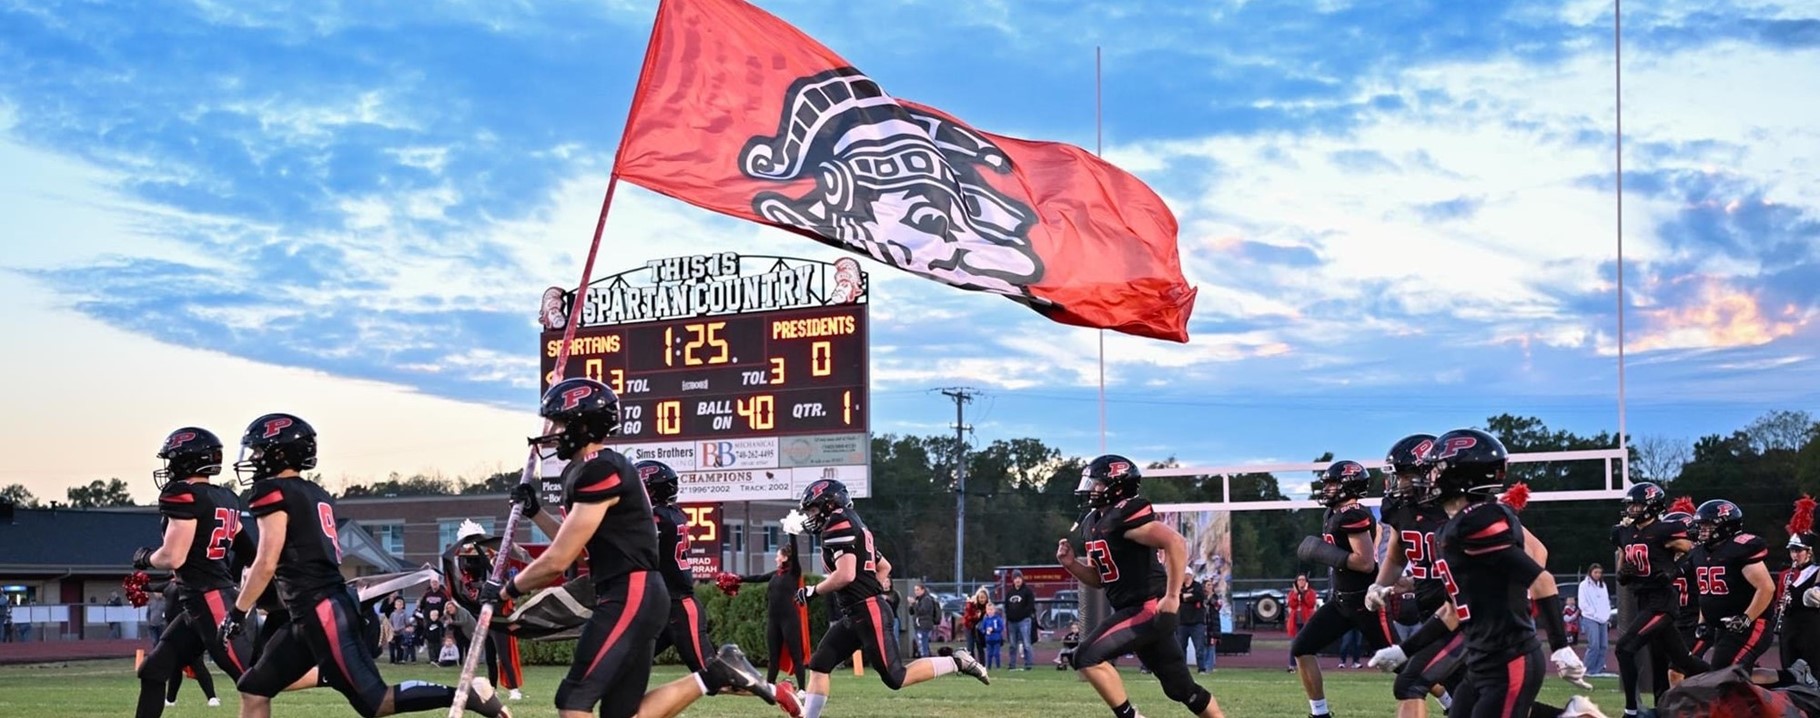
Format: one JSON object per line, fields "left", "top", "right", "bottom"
{"left": 1413, "top": 428, "right": 1509, "bottom": 503}
{"left": 638, "top": 460, "right": 680, "bottom": 506}
{"left": 797, "top": 479, "right": 852, "bottom": 534}
{"left": 1383, "top": 433, "right": 1437, "bottom": 501}
{"left": 1693, "top": 499, "right": 1745, "bottom": 547}
{"left": 530, "top": 378, "right": 621, "bottom": 461}
{"left": 1621, "top": 482, "right": 1668, "bottom": 523}
{"left": 234, "top": 414, "right": 317, "bottom": 485}
{"left": 1660, "top": 511, "right": 1694, "bottom": 529}
{"left": 154, "top": 427, "right": 223, "bottom": 489}
{"left": 1076, "top": 454, "right": 1142, "bottom": 508}
{"left": 1316, "top": 460, "right": 1371, "bottom": 507}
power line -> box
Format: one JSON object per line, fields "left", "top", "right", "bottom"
{"left": 940, "top": 387, "right": 977, "bottom": 587}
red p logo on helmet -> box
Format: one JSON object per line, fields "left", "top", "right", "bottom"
{"left": 1437, "top": 436, "right": 1478, "bottom": 459}
{"left": 262, "top": 418, "right": 293, "bottom": 438}
{"left": 561, "top": 386, "right": 593, "bottom": 410}
{"left": 166, "top": 432, "right": 196, "bottom": 449}
{"left": 1412, "top": 439, "right": 1434, "bottom": 458}
{"left": 1108, "top": 461, "right": 1131, "bottom": 478}
{"left": 639, "top": 464, "right": 662, "bottom": 481}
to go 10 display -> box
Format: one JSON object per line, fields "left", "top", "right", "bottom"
{"left": 538, "top": 305, "right": 868, "bottom": 441}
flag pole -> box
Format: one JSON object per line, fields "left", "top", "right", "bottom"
{"left": 1096, "top": 45, "right": 1107, "bottom": 455}
{"left": 448, "top": 0, "right": 672, "bottom": 711}
{"left": 1614, "top": 0, "right": 1628, "bottom": 485}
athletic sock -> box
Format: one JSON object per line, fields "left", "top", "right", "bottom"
{"left": 1310, "top": 698, "right": 1330, "bottom": 715}
{"left": 803, "top": 692, "right": 828, "bottom": 718}
{"left": 1112, "top": 700, "right": 1138, "bottom": 718}
{"left": 931, "top": 657, "right": 957, "bottom": 677}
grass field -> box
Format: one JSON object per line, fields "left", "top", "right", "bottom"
{"left": 0, "top": 658, "right": 1622, "bottom": 717}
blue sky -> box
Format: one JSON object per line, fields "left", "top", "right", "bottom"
{"left": 2, "top": 0, "right": 1817, "bottom": 502}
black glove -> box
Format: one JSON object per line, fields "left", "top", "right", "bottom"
{"left": 1721, "top": 615, "right": 1754, "bottom": 634}
{"left": 219, "top": 606, "right": 248, "bottom": 640}
{"left": 476, "top": 577, "right": 522, "bottom": 606}
{"left": 131, "top": 546, "right": 157, "bottom": 571}
{"left": 1296, "top": 535, "right": 1353, "bottom": 570}
{"left": 510, "top": 482, "right": 541, "bottom": 518}
{"left": 794, "top": 585, "right": 816, "bottom": 605}
{"left": 1694, "top": 624, "right": 1713, "bottom": 641}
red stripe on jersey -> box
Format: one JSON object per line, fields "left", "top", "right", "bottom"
{"left": 866, "top": 597, "right": 892, "bottom": 670}
{"left": 1124, "top": 506, "right": 1153, "bottom": 523}
{"left": 1500, "top": 651, "right": 1526, "bottom": 717}
{"left": 585, "top": 571, "right": 648, "bottom": 677}
{"left": 249, "top": 491, "right": 284, "bottom": 509}
{"left": 823, "top": 520, "right": 852, "bottom": 534}
{"left": 1341, "top": 519, "right": 1371, "bottom": 530}
{"left": 1466, "top": 519, "right": 1509, "bottom": 540}
{"left": 1748, "top": 550, "right": 1769, "bottom": 561}
{"left": 314, "top": 598, "right": 354, "bottom": 688}
{"left": 682, "top": 595, "right": 707, "bottom": 670}
{"left": 1464, "top": 544, "right": 1507, "bottom": 556}
{"left": 576, "top": 472, "right": 621, "bottom": 494}
{"left": 161, "top": 492, "right": 196, "bottom": 504}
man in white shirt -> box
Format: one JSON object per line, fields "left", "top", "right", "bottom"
{"left": 1577, "top": 564, "right": 1614, "bottom": 677}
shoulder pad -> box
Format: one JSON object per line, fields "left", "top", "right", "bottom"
{"left": 247, "top": 481, "right": 288, "bottom": 515}
{"left": 1456, "top": 503, "right": 1521, "bottom": 555}
{"left": 1731, "top": 534, "right": 1769, "bottom": 563}
{"left": 1335, "top": 505, "right": 1374, "bottom": 533}
{"left": 1114, "top": 497, "right": 1156, "bottom": 529}
{"left": 157, "top": 482, "right": 204, "bottom": 519}
{"left": 568, "top": 456, "right": 626, "bottom": 504}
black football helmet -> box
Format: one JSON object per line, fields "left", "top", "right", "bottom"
{"left": 1621, "top": 482, "right": 1668, "bottom": 523}
{"left": 1413, "top": 428, "right": 1509, "bottom": 504}
{"left": 637, "top": 460, "right": 680, "bottom": 505}
{"left": 530, "top": 378, "right": 621, "bottom": 461}
{"left": 1693, "top": 499, "right": 1745, "bottom": 546}
{"left": 798, "top": 479, "right": 852, "bottom": 534}
{"left": 1383, "top": 433, "right": 1437, "bottom": 502}
{"left": 234, "top": 413, "right": 317, "bottom": 485}
{"left": 1316, "top": 460, "right": 1371, "bottom": 507}
{"left": 154, "top": 427, "right": 223, "bottom": 489}
{"left": 1661, "top": 511, "right": 1694, "bottom": 529}
{"left": 1076, "top": 454, "right": 1142, "bottom": 508}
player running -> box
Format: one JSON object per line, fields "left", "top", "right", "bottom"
{"left": 790, "top": 477, "right": 990, "bottom": 718}
{"left": 485, "top": 378, "right": 777, "bottom": 718}
{"left": 1610, "top": 482, "right": 1710, "bottom": 714}
{"left": 1291, "top": 459, "right": 1393, "bottom": 718}
{"left": 1057, "top": 455, "right": 1224, "bottom": 718}
{"left": 130, "top": 427, "right": 256, "bottom": 718}
{"left": 1363, "top": 434, "right": 1461, "bottom": 718}
{"left": 1689, "top": 499, "right": 1776, "bottom": 669}
{"left": 223, "top": 413, "right": 509, "bottom": 718}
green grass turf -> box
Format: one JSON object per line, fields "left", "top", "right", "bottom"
{"left": 0, "top": 658, "right": 1621, "bottom": 717}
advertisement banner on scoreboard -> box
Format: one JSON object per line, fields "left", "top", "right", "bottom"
{"left": 696, "top": 437, "right": 778, "bottom": 470}
{"left": 615, "top": 441, "right": 700, "bottom": 471}
{"left": 1154, "top": 508, "right": 1234, "bottom": 633}
{"left": 789, "top": 465, "right": 871, "bottom": 499}
{"left": 780, "top": 433, "right": 868, "bottom": 467}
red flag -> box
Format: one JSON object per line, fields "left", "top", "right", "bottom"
{"left": 613, "top": 0, "right": 1197, "bottom": 342}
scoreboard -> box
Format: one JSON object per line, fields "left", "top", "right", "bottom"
{"left": 539, "top": 305, "right": 867, "bottom": 442}
{"left": 536, "top": 253, "right": 871, "bottom": 503}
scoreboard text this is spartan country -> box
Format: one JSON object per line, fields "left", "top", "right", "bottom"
{"left": 536, "top": 253, "right": 872, "bottom": 507}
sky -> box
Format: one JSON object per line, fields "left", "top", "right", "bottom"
{"left": 2, "top": 0, "right": 1818, "bottom": 504}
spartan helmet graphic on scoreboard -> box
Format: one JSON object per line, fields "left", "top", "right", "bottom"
{"left": 740, "top": 67, "right": 1044, "bottom": 297}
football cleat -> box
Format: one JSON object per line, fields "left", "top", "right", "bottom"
{"left": 1792, "top": 659, "right": 1819, "bottom": 691}
{"left": 207, "top": 697, "right": 221, "bottom": 707}
{"left": 950, "top": 648, "right": 990, "bottom": 685}
{"left": 507, "top": 689, "right": 523, "bottom": 701}
{"left": 706, "top": 644, "right": 776, "bottom": 704}
{"left": 774, "top": 679, "right": 803, "bottom": 718}
{"left": 1559, "top": 695, "right": 1610, "bottom": 718}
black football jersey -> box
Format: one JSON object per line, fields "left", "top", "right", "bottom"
{"left": 817, "top": 507, "right": 884, "bottom": 611}
{"left": 653, "top": 503, "right": 696, "bottom": 596}
{"left": 247, "top": 477, "right": 348, "bottom": 611}
{"left": 1696, "top": 533, "right": 1770, "bottom": 622}
{"left": 157, "top": 480, "right": 246, "bottom": 594}
{"left": 1612, "top": 518, "right": 1689, "bottom": 591}
{"left": 1673, "top": 552, "right": 1702, "bottom": 629}
{"left": 1387, "top": 500, "right": 1451, "bottom": 611}
{"left": 1323, "top": 503, "right": 1378, "bottom": 594}
{"left": 1080, "top": 497, "right": 1168, "bottom": 610}
{"left": 561, "top": 450, "right": 660, "bottom": 586}
{"left": 1436, "top": 501, "right": 1544, "bottom": 667}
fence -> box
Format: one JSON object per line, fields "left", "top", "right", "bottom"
{"left": 2, "top": 604, "right": 152, "bottom": 642}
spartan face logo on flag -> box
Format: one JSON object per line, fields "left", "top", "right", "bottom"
{"left": 739, "top": 68, "right": 1043, "bottom": 297}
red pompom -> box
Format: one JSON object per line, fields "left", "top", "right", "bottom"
{"left": 715, "top": 572, "right": 742, "bottom": 597}
{"left": 1788, "top": 495, "right": 1816, "bottom": 538}
{"left": 1669, "top": 496, "right": 1697, "bottom": 515}
{"left": 1499, "top": 482, "right": 1531, "bottom": 512}
{"left": 123, "top": 571, "right": 151, "bottom": 608}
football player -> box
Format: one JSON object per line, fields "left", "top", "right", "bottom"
{"left": 1660, "top": 511, "right": 1703, "bottom": 662}
{"left": 1290, "top": 459, "right": 1393, "bottom": 718}
{"left": 1690, "top": 500, "right": 1776, "bottom": 669}
{"left": 222, "top": 414, "right": 508, "bottom": 718}
{"left": 1057, "top": 455, "right": 1224, "bottom": 718}
{"left": 1412, "top": 429, "right": 1596, "bottom": 717}
{"left": 1610, "top": 482, "right": 1710, "bottom": 714}
{"left": 484, "top": 378, "right": 777, "bottom": 718}
{"left": 1363, "top": 434, "right": 1462, "bottom": 718}
{"left": 793, "top": 478, "right": 990, "bottom": 718}
{"left": 130, "top": 427, "right": 256, "bottom": 718}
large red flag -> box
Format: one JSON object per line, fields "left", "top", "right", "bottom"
{"left": 613, "top": 0, "right": 1197, "bottom": 342}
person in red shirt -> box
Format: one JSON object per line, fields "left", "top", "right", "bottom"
{"left": 1285, "top": 574, "right": 1319, "bottom": 672}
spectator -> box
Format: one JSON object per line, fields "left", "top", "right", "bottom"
{"left": 980, "top": 603, "right": 1006, "bottom": 669}
{"left": 419, "top": 579, "right": 450, "bottom": 658}
{"left": 910, "top": 584, "right": 939, "bottom": 658}
{"left": 1563, "top": 596, "right": 1582, "bottom": 646}
{"left": 388, "top": 597, "right": 414, "bottom": 664}
{"left": 1055, "top": 620, "right": 1082, "bottom": 670}
{"left": 0, "top": 598, "right": 10, "bottom": 642}
{"left": 1338, "top": 628, "right": 1363, "bottom": 669}
{"left": 963, "top": 589, "right": 991, "bottom": 659}
{"left": 145, "top": 586, "right": 167, "bottom": 646}
{"left": 1201, "top": 577, "right": 1221, "bottom": 672}
{"left": 108, "top": 592, "right": 124, "bottom": 638}
{"left": 1578, "top": 564, "right": 1613, "bottom": 676}
{"left": 434, "top": 635, "right": 461, "bottom": 667}
{"left": 1285, "top": 573, "right": 1318, "bottom": 672}
{"left": 1003, "top": 570, "right": 1037, "bottom": 670}
{"left": 1175, "top": 573, "right": 1209, "bottom": 674}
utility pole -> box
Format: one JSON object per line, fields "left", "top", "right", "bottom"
{"left": 941, "top": 388, "right": 975, "bottom": 590}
